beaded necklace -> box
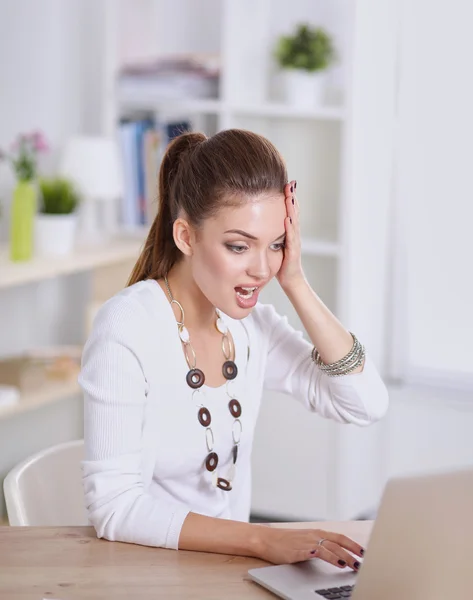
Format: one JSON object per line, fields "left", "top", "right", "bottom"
{"left": 164, "top": 275, "right": 242, "bottom": 491}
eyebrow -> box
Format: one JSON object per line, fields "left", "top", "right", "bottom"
{"left": 224, "top": 229, "right": 286, "bottom": 242}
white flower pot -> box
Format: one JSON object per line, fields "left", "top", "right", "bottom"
{"left": 281, "top": 69, "right": 327, "bottom": 108}
{"left": 35, "top": 213, "right": 78, "bottom": 257}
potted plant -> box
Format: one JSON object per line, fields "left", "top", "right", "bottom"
{"left": 35, "top": 177, "right": 81, "bottom": 257}
{"left": 0, "top": 131, "right": 48, "bottom": 261}
{"left": 275, "top": 24, "right": 336, "bottom": 108}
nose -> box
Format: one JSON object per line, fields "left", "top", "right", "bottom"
{"left": 246, "top": 251, "right": 271, "bottom": 282}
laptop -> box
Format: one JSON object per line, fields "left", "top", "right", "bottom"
{"left": 248, "top": 467, "right": 472, "bottom": 599}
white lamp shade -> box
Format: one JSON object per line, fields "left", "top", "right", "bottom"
{"left": 59, "top": 136, "right": 124, "bottom": 200}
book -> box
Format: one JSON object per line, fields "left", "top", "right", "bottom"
{"left": 118, "top": 117, "right": 193, "bottom": 229}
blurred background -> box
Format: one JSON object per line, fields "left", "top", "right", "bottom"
{"left": 0, "top": 0, "right": 471, "bottom": 525}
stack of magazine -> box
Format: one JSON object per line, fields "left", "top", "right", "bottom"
{"left": 118, "top": 54, "right": 220, "bottom": 101}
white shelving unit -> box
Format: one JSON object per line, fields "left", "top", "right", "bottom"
{"left": 0, "top": 236, "right": 144, "bottom": 290}
{"left": 0, "top": 234, "right": 144, "bottom": 420}
{"left": 104, "top": 0, "right": 397, "bottom": 522}
{"left": 0, "top": 378, "right": 81, "bottom": 422}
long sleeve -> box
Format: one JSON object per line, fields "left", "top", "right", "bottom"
{"left": 79, "top": 296, "right": 189, "bottom": 549}
{"left": 251, "top": 303, "right": 389, "bottom": 426}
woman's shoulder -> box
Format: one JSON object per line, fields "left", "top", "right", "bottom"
{"left": 90, "top": 279, "right": 167, "bottom": 339}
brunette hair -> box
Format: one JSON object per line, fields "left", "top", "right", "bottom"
{"left": 127, "top": 128, "right": 287, "bottom": 285}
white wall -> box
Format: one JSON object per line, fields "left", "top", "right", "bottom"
{"left": 0, "top": 0, "right": 105, "bottom": 519}
{"left": 0, "top": 0, "right": 107, "bottom": 357}
{"left": 390, "top": 0, "right": 473, "bottom": 387}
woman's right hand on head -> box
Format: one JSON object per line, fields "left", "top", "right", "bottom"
{"left": 254, "top": 526, "right": 364, "bottom": 569}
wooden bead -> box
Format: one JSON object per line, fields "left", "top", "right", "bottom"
{"left": 198, "top": 407, "right": 211, "bottom": 427}
{"left": 222, "top": 360, "right": 238, "bottom": 380}
{"left": 186, "top": 368, "right": 205, "bottom": 389}
{"left": 228, "top": 399, "right": 242, "bottom": 418}
{"left": 217, "top": 477, "right": 232, "bottom": 491}
{"left": 205, "top": 452, "right": 218, "bottom": 472}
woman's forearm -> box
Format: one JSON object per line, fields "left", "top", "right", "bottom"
{"left": 179, "top": 512, "right": 365, "bottom": 568}
{"left": 178, "top": 512, "right": 265, "bottom": 557}
{"left": 283, "top": 276, "right": 363, "bottom": 373}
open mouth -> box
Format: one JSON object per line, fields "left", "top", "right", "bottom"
{"left": 235, "top": 286, "right": 258, "bottom": 299}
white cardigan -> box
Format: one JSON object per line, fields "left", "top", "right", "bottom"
{"left": 79, "top": 280, "right": 389, "bottom": 549}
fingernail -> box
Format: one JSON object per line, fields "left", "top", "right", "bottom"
{"left": 338, "top": 560, "right": 346, "bottom": 566}
{"left": 294, "top": 180, "right": 297, "bottom": 189}
{"left": 290, "top": 185, "right": 293, "bottom": 193}
{"left": 354, "top": 561, "right": 360, "bottom": 570}
{"left": 310, "top": 549, "right": 317, "bottom": 555}
{"left": 292, "top": 197, "right": 294, "bottom": 205}
{"left": 360, "top": 548, "right": 365, "bottom": 556}
{"left": 290, "top": 217, "right": 292, "bottom": 224}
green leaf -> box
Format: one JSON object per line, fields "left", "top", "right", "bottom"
{"left": 39, "top": 177, "right": 81, "bottom": 214}
{"left": 275, "top": 23, "right": 336, "bottom": 72}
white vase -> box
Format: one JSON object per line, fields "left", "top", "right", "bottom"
{"left": 281, "top": 69, "right": 327, "bottom": 108}
{"left": 35, "top": 213, "right": 78, "bottom": 257}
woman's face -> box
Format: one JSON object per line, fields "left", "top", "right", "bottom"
{"left": 190, "top": 192, "right": 287, "bottom": 319}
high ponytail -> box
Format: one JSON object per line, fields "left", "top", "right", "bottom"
{"left": 127, "top": 128, "right": 287, "bottom": 287}
{"left": 127, "top": 132, "right": 207, "bottom": 286}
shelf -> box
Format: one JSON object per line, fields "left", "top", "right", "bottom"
{"left": 117, "top": 87, "right": 345, "bottom": 122}
{"left": 0, "top": 236, "right": 145, "bottom": 290}
{"left": 229, "top": 103, "right": 345, "bottom": 121}
{"left": 0, "top": 378, "right": 81, "bottom": 421}
{"left": 118, "top": 87, "right": 223, "bottom": 115}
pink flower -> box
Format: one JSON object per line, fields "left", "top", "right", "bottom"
{"left": 30, "top": 130, "right": 49, "bottom": 152}
{"left": 3, "top": 130, "right": 50, "bottom": 181}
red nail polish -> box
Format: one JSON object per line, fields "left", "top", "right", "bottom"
{"left": 292, "top": 197, "right": 294, "bottom": 205}
{"left": 310, "top": 549, "right": 316, "bottom": 555}
{"left": 294, "top": 180, "right": 297, "bottom": 189}
{"left": 290, "top": 217, "right": 292, "bottom": 224}
{"left": 290, "top": 185, "right": 293, "bottom": 193}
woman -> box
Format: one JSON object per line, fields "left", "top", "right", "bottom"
{"left": 79, "top": 129, "right": 388, "bottom": 569}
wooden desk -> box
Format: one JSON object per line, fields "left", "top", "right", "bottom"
{"left": 0, "top": 521, "right": 372, "bottom": 599}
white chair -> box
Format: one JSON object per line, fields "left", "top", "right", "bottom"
{"left": 3, "top": 439, "right": 89, "bottom": 526}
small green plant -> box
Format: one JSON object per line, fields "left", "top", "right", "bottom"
{"left": 39, "top": 177, "right": 80, "bottom": 215}
{"left": 275, "top": 24, "right": 335, "bottom": 72}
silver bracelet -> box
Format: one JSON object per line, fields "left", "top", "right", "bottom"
{"left": 311, "top": 333, "right": 366, "bottom": 377}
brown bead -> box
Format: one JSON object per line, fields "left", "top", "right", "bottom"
{"left": 205, "top": 452, "right": 218, "bottom": 472}
{"left": 222, "top": 360, "right": 238, "bottom": 380}
{"left": 217, "top": 477, "right": 232, "bottom": 491}
{"left": 232, "top": 444, "right": 238, "bottom": 464}
{"left": 186, "top": 368, "right": 205, "bottom": 389}
{"left": 198, "top": 407, "right": 211, "bottom": 427}
{"left": 228, "top": 399, "right": 242, "bottom": 418}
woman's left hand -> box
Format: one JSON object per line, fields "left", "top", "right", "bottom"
{"left": 276, "top": 180, "right": 305, "bottom": 291}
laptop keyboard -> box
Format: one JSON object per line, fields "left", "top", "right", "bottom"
{"left": 315, "top": 585, "right": 354, "bottom": 598}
